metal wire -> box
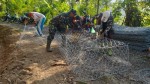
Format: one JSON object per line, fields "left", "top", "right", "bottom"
{"left": 56, "top": 31, "right": 131, "bottom": 81}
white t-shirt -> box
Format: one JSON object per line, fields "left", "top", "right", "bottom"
{"left": 31, "top": 12, "right": 45, "bottom": 22}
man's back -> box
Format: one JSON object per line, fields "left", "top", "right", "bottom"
{"left": 51, "top": 13, "right": 69, "bottom": 25}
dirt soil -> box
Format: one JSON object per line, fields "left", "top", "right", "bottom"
{"left": 0, "top": 25, "right": 20, "bottom": 74}
{"left": 0, "top": 23, "right": 70, "bottom": 84}
{"left": 0, "top": 22, "right": 150, "bottom": 84}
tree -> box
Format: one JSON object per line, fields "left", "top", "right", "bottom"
{"left": 112, "top": 0, "right": 148, "bottom": 27}
{"left": 0, "top": 0, "right": 149, "bottom": 26}
{"left": 124, "top": 0, "right": 142, "bottom": 27}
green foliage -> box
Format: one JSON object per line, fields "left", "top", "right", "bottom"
{"left": 138, "top": 1, "right": 150, "bottom": 27}
{"left": 124, "top": 0, "right": 143, "bottom": 27}
{"left": 0, "top": 0, "right": 149, "bottom": 27}
{"left": 112, "top": 0, "right": 150, "bottom": 27}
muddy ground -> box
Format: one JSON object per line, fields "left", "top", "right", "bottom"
{"left": 0, "top": 22, "right": 150, "bottom": 84}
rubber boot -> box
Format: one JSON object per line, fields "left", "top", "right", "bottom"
{"left": 61, "top": 35, "right": 66, "bottom": 47}
{"left": 46, "top": 36, "right": 52, "bottom": 52}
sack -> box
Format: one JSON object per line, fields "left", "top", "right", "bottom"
{"left": 91, "top": 27, "right": 96, "bottom": 33}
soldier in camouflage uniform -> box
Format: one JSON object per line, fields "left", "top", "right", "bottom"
{"left": 92, "top": 11, "right": 114, "bottom": 39}
{"left": 82, "top": 15, "right": 94, "bottom": 33}
{"left": 100, "top": 11, "right": 114, "bottom": 39}
{"left": 46, "top": 9, "right": 82, "bottom": 52}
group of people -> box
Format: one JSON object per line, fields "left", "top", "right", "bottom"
{"left": 24, "top": 9, "right": 114, "bottom": 52}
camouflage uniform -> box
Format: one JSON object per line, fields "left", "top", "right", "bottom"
{"left": 82, "top": 15, "right": 94, "bottom": 33}
{"left": 100, "top": 12, "right": 114, "bottom": 39}
{"left": 92, "top": 12, "right": 113, "bottom": 38}
{"left": 46, "top": 9, "right": 82, "bottom": 52}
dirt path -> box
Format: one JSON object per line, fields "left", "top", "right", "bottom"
{"left": 0, "top": 23, "right": 70, "bottom": 84}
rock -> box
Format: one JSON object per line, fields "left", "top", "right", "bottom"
{"left": 73, "top": 81, "right": 87, "bottom": 84}
{"left": 16, "top": 79, "right": 27, "bottom": 84}
{"left": 24, "top": 67, "right": 32, "bottom": 72}
{"left": 0, "top": 78, "right": 11, "bottom": 84}
{"left": 51, "top": 60, "right": 67, "bottom": 66}
{"left": 19, "top": 70, "right": 32, "bottom": 75}
{"left": 18, "top": 80, "right": 26, "bottom": 84}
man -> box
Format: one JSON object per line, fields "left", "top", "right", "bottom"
{"left": 100, "top": 11, "right": 114, "bottom": 39}
{"left": 82, "top": 15, "right": 95, "bottom": 33}
{"left": 46, "top": 9, "right": 81, "bottom": 52}
{"left": 25, "top": 12, "right": 46, "bottom": 36}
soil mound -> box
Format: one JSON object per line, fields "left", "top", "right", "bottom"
{"left": 0, "top": 25, "right": 20, "bottom": 74}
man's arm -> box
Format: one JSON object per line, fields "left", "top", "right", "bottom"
{"left": 105, "top": 16, "right": 113, "bottom": 32}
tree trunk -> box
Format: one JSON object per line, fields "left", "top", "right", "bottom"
{"left": 97, "top": 0, "right": 100, "bottom": 14}
{"left": 125, "top": 3, "right": 142, "bottom": 27}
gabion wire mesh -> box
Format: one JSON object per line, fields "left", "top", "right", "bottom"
{"left": 131, "top": 69, "right": 150, "bottom": 84}
{"left": 112, "top": 24, "right": 150, "bottom": 51}
{"left": 55, "top": 31, "right": 131, "bottom": 81}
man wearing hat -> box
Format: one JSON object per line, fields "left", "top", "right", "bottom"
{"left": 100, "top": 11, "right": 114, "bottom": 39}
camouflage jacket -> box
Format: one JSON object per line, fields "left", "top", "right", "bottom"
{"left": 50, "top": 13, "right": 81, "bottom": 29}
{"left": 107, "top": 14, "right": 113, "bottom": 31}
{"left": 102, "top": 13, "right": 114, "bottom": 32}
